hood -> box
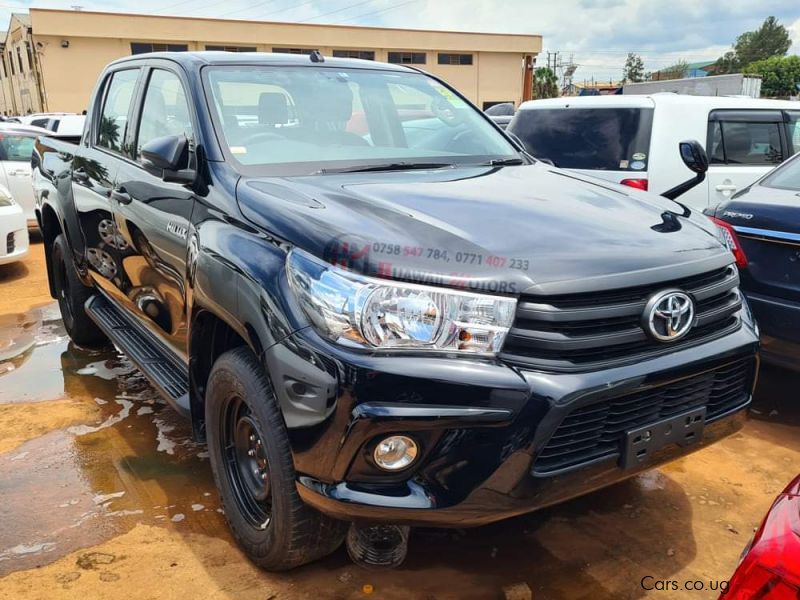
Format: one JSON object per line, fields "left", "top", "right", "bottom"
{"left": 236, "top": 162, "right": 730, "bottom": 296}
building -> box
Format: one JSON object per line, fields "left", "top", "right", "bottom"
{"left": 0, "top": 8, "right": 541, "bottom": 115}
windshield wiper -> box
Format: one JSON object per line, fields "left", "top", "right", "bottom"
{"left": 317, "top": 162, "right": 454, "bottom": 174}
{"left": 475, "top": 157, "right": 526, "bottom": 167}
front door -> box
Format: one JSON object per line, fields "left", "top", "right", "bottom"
{"left": 0, "top": 132, "right": 37, "bottom": 224}
{"left": 706, "top": 110, "right": 787, "bottom": 205}
{"left": 112, "top": 66, "right": 196, "bottom": 360}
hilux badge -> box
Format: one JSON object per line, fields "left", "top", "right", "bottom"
{"left": 643, "top": 290, "right": 694, "bottom": 342}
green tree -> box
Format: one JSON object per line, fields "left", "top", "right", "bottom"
{"left": 622, "top": 52, "right": 645, "bottom": 83}
{"left": 655, "top": 60, "right": 688, "bottom": 81}
{"left": 744, "top": 55, "right": 800, "bottom": 97}
{"left": 534, "top": 67, "right": 559, "bottom": 99}
{"left": 714, "top": 16, "right": 791, "bottom": 72}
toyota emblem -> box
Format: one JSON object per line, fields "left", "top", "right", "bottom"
{"left": 643, "top": 290, "right": 695, "bottom": 342}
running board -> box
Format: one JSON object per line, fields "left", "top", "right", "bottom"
{"left": 85, "top": 294, "right": 191, "bottom": 417}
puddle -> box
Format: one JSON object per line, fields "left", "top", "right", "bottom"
{"left": 0, "top": 303, "right": 222, "bottom": 576}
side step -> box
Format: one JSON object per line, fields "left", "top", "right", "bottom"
{"left": 85, "top": 294, "right": 191, "bottom": 417}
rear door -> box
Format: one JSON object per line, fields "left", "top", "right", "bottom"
{"left": 0, "top": 131, "right": 37, "bottom": 223}
{"left": 111, "top": 63, "right": 196, "bottom": 359}
{"left": 73, "top": 66, "right": 142, "bottom": 298}
{"left": 706, "top": 110, "right": 788, "bottom": 204}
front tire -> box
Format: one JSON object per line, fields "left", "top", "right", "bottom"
{"left": 52, "top": 234, "right": 108, "bottom": 348}
{"left": 205, "top": 347, "right": 346, "bottom": 571}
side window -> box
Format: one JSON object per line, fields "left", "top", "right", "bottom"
{"left": 0, "top": 134, "right": 35, "bottom": 161}
{"left": 787, "top": 111, "right": 800, "bottom": 155}
{"left": 97, "top": 69, "right": 140, "bottom": 154}
{"left": 707, "top": 113, "right": 784, "bottom": 166}
{"left": 136, "top": 69, "right": 193, "bottom": 160}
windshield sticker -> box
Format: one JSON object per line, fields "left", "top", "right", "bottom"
{"left": 630, "top": 160, "right": 646, "bottom": 170}
{"left": 619, "top": 160, "right": 629, "bottom": 169}
{"left": 431, "top": 83, "right": 468, "bottom": 108}
{"left": 230, "top": 146, "right": 247, "bottom": 155}
{"left": 632, "top": 152, "right": 646, "bottom": 161}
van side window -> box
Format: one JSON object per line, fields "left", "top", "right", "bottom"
{"left": 135, "top": 69, "right": 193, "bottom": 161}
{"left": 786, "top": 111, "right": 800, "bottom": 154}
{"left": 97, "top": 69, "right": 140, "bottom": 154}
{"left": 707, "top": 111, "right": 784, "bottom": 166}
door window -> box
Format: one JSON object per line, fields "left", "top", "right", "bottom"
{"left": 786, "top": 111, "right": 800, "bottom": 154}
{"left": 0, "top": 133, "right": 35, "bottom": 161}
{"left": 97, "top": 69, "right": 140, "bottom": 154}
{"left": 135, "top": 69, "right": 193, "bottom": 160}
{"left": 706, "top": 113, "right": 784, "bottom": 166}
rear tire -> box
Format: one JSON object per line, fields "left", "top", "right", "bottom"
{"left": 52, "top": 234, "right": 108, "bottom": 348}
{"left": 205, "top": 347, "right": 346, "bottom": 571}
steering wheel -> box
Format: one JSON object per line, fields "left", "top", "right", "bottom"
{"left": 432, "top": 97, "right": 464, "bottom": 127}
{"left": 448, "top": 128, "right": 481, "bottom": 153}
{"left": 241, "top": 131, "right": 284, "bottom": 146}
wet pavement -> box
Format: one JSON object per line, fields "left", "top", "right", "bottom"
{"left": 1, "top": 242, "right": 798, "bottom": 599}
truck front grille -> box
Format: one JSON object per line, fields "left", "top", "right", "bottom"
{"left": 500, "top": 266, "right": 742, "bottom": 371}
{"left": 532, "top": 357, "right": 753, "bottom": 476}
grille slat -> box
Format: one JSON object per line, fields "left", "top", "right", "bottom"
{"left": 501, "top": 266, "right": 742, "bottom": 371}
{"left": 533, "top": 358, "right": 753, "bottom": 475}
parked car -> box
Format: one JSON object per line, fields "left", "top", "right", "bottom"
{"left": 508, "top": 93, "right": 800, "bottom": 209}
{"left": 484, "top": 102, "right": 515, "bottom": 129}
{"left": 723, "top": 473, "right": 800, "bottom": 599}
{"left": 706, "top": 152, "right": 800, "bottom": 371}
{"left": 0, "top": 123, "right": 51, "bottom": 229}
{"left": 0, "top": 182, "right": 29, "bottom": 265}
{"left": 34, "top": 51, "right": 759, "bottom": 571}
{"left": 28, "top": 114, "right": 85, "bottom": 137}
{"left": 9, "top": 112, "right": 74, "bottom": 127}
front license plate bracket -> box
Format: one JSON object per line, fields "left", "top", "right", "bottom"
{"left": 622, "top": 406, "right": 706, "bottom": 469}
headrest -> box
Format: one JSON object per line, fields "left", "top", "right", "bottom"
{"left": 258, "top": 92, "right": 289, "bottom": 125}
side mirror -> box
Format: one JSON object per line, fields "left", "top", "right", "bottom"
{"left": 141, "top": 135, "right": 195, "bottom": 184}
{"left": 661, "top": 140, "right": 708, "bottom": 203}
{"left": 679, "top": 140, "right": 708, "bottom": 174}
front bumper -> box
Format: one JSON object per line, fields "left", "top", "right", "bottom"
{"left": 268, "top": 317, "right": 759, "bottom": 528}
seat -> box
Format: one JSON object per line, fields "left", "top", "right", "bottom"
{"left": 258, "top": 92, "right": 289, "bottom": 126}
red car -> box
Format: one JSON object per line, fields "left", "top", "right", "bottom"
{"left": 723, "top": 474, "right": 800, "bottom": 599}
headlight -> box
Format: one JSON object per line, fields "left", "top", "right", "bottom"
{"left": 286, "top": 249, "right": 517, "bottom": 354}
{"left": 0, "top": 189, "right": 15, "bottom": 207}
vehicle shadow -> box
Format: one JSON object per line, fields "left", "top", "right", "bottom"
{"left": 749, "top": 364, "right": 800, "bottom": 428}
{"left": 0, "top": 260, "right": 29, "bottom": 286}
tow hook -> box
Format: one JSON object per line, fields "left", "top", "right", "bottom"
{"left": 345, "top": 523, "right": 410, "bottom": 569}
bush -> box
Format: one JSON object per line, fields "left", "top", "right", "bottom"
{"left": 744, "top": 55, "right": 800, "bottom": 97}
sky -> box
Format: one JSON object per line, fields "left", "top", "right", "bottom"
{"left": 1, "top": 0, "right": 799, "bottom": 83}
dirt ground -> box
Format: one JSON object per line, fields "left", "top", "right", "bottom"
{"left": 1, "top": 241, "right": 798, "bottom": 600}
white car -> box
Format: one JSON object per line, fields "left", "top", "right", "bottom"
{"left": 0, "top": 123, "right": 51, "bottom": 229}
{"left": 9, "top": 112, "right": 74, "bottom": 127}
{"left": 508, "top": 93, "right": 800, "bottom": 209}
{"left": 0, "top": 183, "right": 29, "bottom": 265}
{"left": 28, "top": 114, "right": 85, "bottom": 137}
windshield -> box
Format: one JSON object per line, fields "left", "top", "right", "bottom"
{"left": 204, "top": 65, "right": 519, "bottom": 175}
{"left": 509, "top": 107, "right": 653, "bottom": 171}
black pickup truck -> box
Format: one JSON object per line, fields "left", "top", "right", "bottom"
{"left": 33, "top": 51, "right": 759, "bottom": 570}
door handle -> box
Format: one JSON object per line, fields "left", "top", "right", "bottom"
{"left": 715, "top": 184, "right": 737, "bottom": 192}
{"left": 111, "top": 187, "right": 132, "bottom": 204}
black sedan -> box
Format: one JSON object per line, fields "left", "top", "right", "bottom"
{"left": 706, "top": 153, "right": 800, "bottom": 370}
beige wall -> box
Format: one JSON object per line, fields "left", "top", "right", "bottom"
{"left": 1, "top": 9, "right": 540, "bottom": 114}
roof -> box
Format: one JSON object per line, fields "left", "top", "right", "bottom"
{"left": 11, "top": 13, "right": 30, "bottom": 26}
{"left": 519, "top": 93, "right": 800, "bottom": 111}
{"left": 109, "top": 51, "right": 416, "bottom": 73}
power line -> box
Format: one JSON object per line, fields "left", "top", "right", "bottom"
{"left": 220, "top": 0, "right": 275, "bottom": 18}
{"left": 334, "top": 0, "right": 422, "bottom": 24}
{"left": 299, "top": 0, "right": 377, "bottom": 23}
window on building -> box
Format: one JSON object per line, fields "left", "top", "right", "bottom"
{"left": 438, "top": 53, "right": 473, "bottom": 65}
{"left": 130, "top": 43, "right": 189, "bottom": 55}
{"left": 272, "top": 47, "right": 317, "bottom": 55}
{"left": 387, "top": 52, "right": 426, "bottom": 65}
{"left": 25, "top": 42, "right": 33, "bottom": 72}
{"left": 8, "top": 52, "right": 14, "bottom": 76}
{"left": 16, "top": 47, "right": 23, "bottom": 73}
{"left": 206, "top": 45, "right": 257, "bottom": 52}
{"left": 707, "top": 111, "right": 785, "bottom": 166}
{"left": 97, "top": 68, "right": 140, "bottom": 154}
{"left": 135, "top": 69, "right": 193, "bottom": 160}
{"left": 332, "top": 50, "right": 375, "bottom": 60}
{"left": 0, "top": 56, "right": 5, "bottom": 79}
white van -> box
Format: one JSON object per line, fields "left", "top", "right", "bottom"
{"left": 508, "top": 93, "right": 800, "bottom": 209}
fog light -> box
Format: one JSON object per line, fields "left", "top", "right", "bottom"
{"left": 373, "top": 436, "right": 418, "bottom": 471}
